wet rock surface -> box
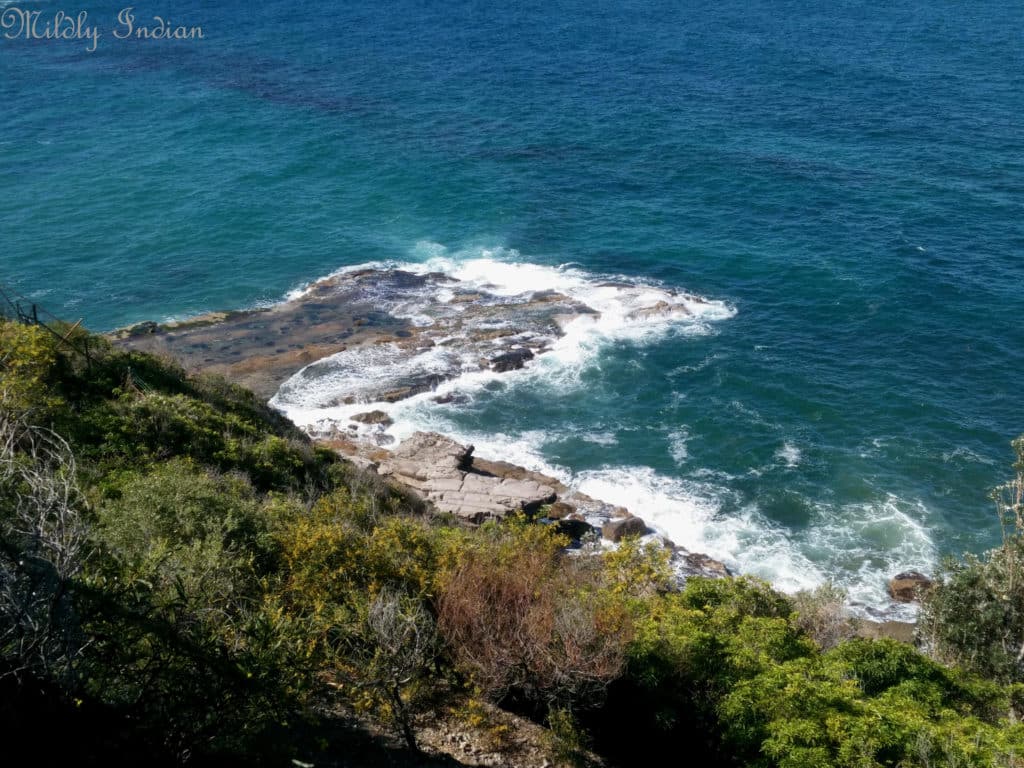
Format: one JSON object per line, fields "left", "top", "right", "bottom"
{"left": 351, "top": 410, "right": 394, "bottom": 426}
{"left": 113, "top": 267, "right": 598, "bottom": 403}
{"left": 888, "top": 571, "right": 933, "bottom": 603}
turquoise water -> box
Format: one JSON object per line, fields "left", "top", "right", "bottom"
{"left": 4, "top": 0, "right": 1024, "bottom": 613}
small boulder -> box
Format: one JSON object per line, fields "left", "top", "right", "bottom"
{"left": 490, "top": 348, "right": 535, "bottom": 373}
{"left": 544, "top": 501, "right": 576, "bottom": 519}
{"left": 433, "top": 392, "right": 470, "bottom": 405}
{"left": 350, "top": 410, "right": 393, "bottom": 426}
{"left": 888, "top": 571, "right": 933, "bottom": 603}
{"left": 127, "top": 320, "right": 159, "bottom": 337}
{"left": 602, "top": 516, "right": 648, "bottom": 542}
{"left": 553, "top": 517, "right": 595, "bottom": 541}
{"left": 681, "top": 552, "right": 732, "bottom": 579}
{"left": 380, "top": 431, "right": 474, "bottom": 477}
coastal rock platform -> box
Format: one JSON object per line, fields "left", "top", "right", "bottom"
{"left": 110, "top": 266, "right": 736, "bottom": 583}
{"left": 377, "top": 431, "right": 557, "bottom": 523}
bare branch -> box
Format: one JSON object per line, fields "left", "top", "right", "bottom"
{"left": 0, "top": 391, "right": 90, "bottom": 683}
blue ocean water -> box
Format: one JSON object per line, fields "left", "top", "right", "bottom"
{"left": 3, "top": 0, "right": 1024, "bottom": 612}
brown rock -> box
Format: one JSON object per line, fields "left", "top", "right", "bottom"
{"left": 350, "top": 410, "right": 393, "bottom": 426}
{"left": 855, "top": 620, "right": 916, "bottom": 644}
{"left": 380, "top": 387, "right": 413, "bottom": 402}
{"left": 544, "top": 501, "right": 576, "bottom": 519}
{"left": 888, "top": 571, "right": 933, "bottom": 603}
{"left": 470, "top": 458, "right": 569, "bottom": 495}
{"left": 628, "top": 300, "right": 672, "bottom": 319}
{"left": 681, "top": 552, "right": 732, "bottom": 579}
{"left": 449, "top": 292, "right": 484, "bottom": 304}
{"left": 602, "top": 516, "right": 649, "bottom": 542}
{"left": 379, "top": 432, "right": 556, "bottom": 522}
{"left": 381, "top": 431, "right": 474, "bottom": 475}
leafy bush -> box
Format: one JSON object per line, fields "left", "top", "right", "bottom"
{"left": 0, "top": 322, "right": 63, "bottom": 415}
{"left": 720, "top": 638, "right": 1024, "bottom": 768}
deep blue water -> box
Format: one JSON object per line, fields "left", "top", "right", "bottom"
{"left": 3, "top": 0, "right": 1024, "bottom": 612}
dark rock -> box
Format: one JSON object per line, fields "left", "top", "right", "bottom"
{"left": 490, "top": 348, "right": 535, "bottom": 373}
{"left": 380, "top": 387, "right": 413, "bottom": 403}
{"left": 888, "top": 571, "right": 933, "bottom": 603}
{"left": 433, "top": 392, "right": 470, "bottom": 405}
{"left": 553, "top": 518, "right": 595, "bottom": 541}
{"left": 127, "top": 320, "right": 159, "bottom": 337}
{"left": 602, "top": 516, "right": 649, "bottom": 542}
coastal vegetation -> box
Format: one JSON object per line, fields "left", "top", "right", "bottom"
{"left": 3, "top": 318, "right": 1024, "bottom": 766}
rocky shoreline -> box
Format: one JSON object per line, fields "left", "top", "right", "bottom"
{"left": 112, "top": 267, "right": 607, "bottom": 401}
{"left": 321, "top": 427, "right": 733, "bottom": 581}
{"left": 110, "top": 265, "right": 922, "bottom": 626}
{"left": 112, "top": 266, "right": 735, "bottom": 580}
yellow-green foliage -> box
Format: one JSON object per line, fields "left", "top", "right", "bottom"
{"left": 94, "top": 459, "right": 266, "bottom": 607}
{"left": 601, "top": 536, "right": 673, "bottom": 600}
{"left": 0, "top": 322, "right": 63, "bottom": 413}
{"left": 719, "top": 639, "right": 1024, "bottom": 768}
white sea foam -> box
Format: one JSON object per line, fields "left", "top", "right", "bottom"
{"left": 804, "top": 494, "right": 936, "bottom": 620}
{"left": 570, "top": 466, "right": 825, "bottom": 592}
{"left": 573, "top": 466, "right": 934, "bottom": 618}
{"left": 274, "top": 243, "right": 737, "bottom": 423}
{"left": 776, "top": 442, "right": 802, "bottom": 468}
{"left": 582, "top": 431, "right": 619, "bottom": 446}
{"left": 942, "top": 445, "right": 995, "bottom": 466}
{"left": 668, "top": 427, "right": 690, "bottom": 464}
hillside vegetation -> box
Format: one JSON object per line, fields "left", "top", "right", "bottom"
{"left": 2, "top": 318, "right": 1024, "bottom": 767}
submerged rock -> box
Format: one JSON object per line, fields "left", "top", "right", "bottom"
{"left": 111, "top": 267, "right": 597, "bottom": 401}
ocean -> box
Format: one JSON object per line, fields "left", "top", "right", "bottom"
{"left": 3, "top": 0, "right": 1023, "bottom": 616}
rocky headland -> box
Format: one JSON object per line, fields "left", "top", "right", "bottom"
{"left": 111, "top": 265, "right": 733, "bottom": 582}
{"left": 110, "top": 265, "right": 922, "bottom": 611}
